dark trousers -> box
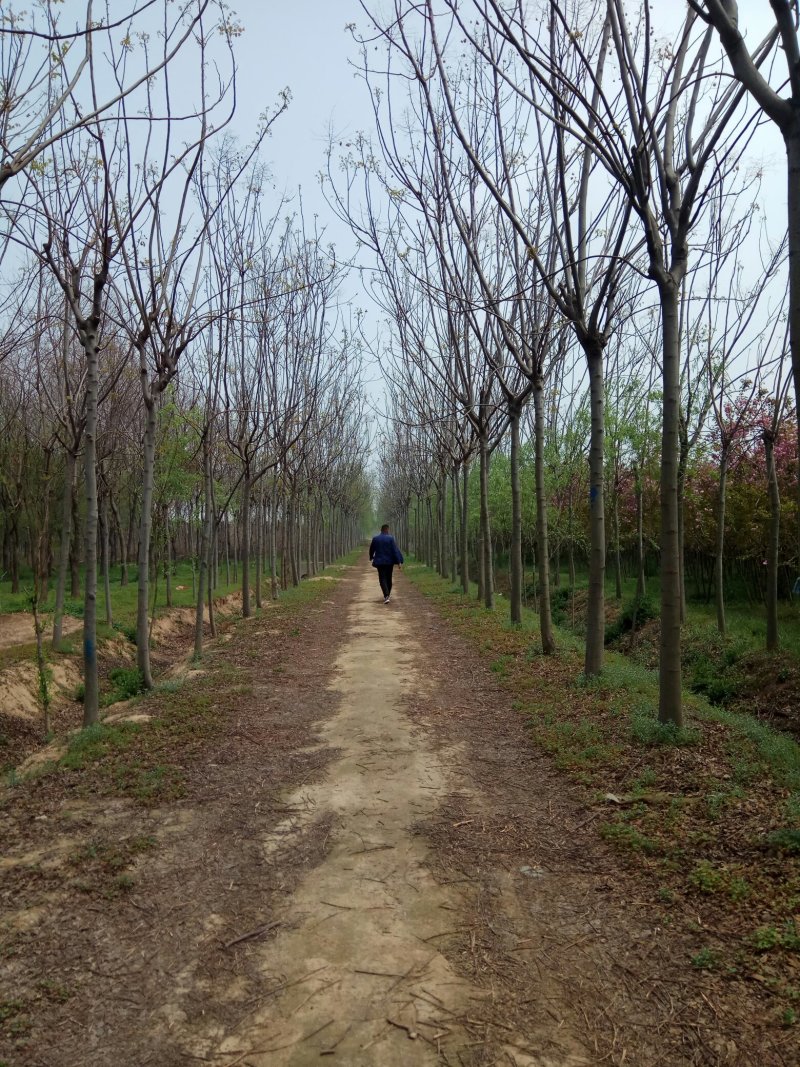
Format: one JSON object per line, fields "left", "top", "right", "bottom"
{"left": 376, "top": 564, "right": 394, "bottom": 598}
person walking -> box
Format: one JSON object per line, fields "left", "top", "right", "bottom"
{"left": 369, "top": 524, "right": 404, "bottom": 604}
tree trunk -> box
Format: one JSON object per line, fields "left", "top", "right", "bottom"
{"left": 450, "top": 467, "right": 457, "bottom": 583}
{"left": 786, "top": 133, "right": 800, "bottom": 563}
{"left": 224, "top": 515, "right": 231, "bottom": 587}
{"left": 110, "top": 495, "right": 127, "bottom": 587}
{"left": 101, "top": 492, "right": 113, "bottom": 628}
{"left": 585, "top": 344, "right": 605, "bottom": 676}
{"left": 568, "top": 491, "right": 576, "bottom": 594}
{"left": 164, "top": 515, "right": 172, "bottom": 609}
{"left": 677, "top": 440, "right": 689, "bottom": 622}
{"left": 438, "top": 481, "right": 446, "bottom": 577}
{"left": 715, "top": 445, "right": 729, "bottom": 636}
{"left": 52, "top": 448, "right": 76, "bottom": 645}
{"left": 635, "top": 465, "right": 646, "bottom": 599}
{"left": 460, "top": 462, "right": 469, "bottom": 594}
{"left": 289, "top": 495, "right": 300, "bottom": 586}
{"left": 193, "top": 443, "right": 208, "bottom": 653}
{"left": 255, "top": 484, "right": 263, "bottom": 609}
{"left": 82, "top": 338, "right": 100, "bottom": 726}
{"left": 613, "top": 471, "right": 623, "bottom": 600}
{"left": 69, "top": 483, "right": 80, "bottom": 598}
{"left": 765, "top": 430, "right": 781, "bottom": 652}
{"left": 305, "top": 498, "right": 313, "bottom": 576}
{"left": 479, "top": 433, "right": 493, "bottom": 610}
{"left": 241, "top": 472, "right": 252, "bottom": 617}
{"left": 281, "top": 498, "right": 289, "bottom": 590}
{"left": 509, "top": 405, "right": 523, "bottom": 625}
{"left": 426, "top": 496, "right": 434, "bottom": 568}
{"left": 658, "top": 282, "right": 683, "bottom": 727}
{"left": 270, "top": 490, "right": 279, "bottom": 600}
{"left": 533, "top": 380, "right": 556, "bottom": 655}
{"left": 8, "top": 518, "right": 19, "bottom": 595}
{"left": 125, "top": 503, "right": 136, "bottom": 586}
{"left": 136, "top": 399, "right": 157, "bottom": 690}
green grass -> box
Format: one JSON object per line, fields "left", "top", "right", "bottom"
{"left": 0, "top": 560, "right": 254, "bottom": 629}
{"left": 405, "top": 558, "right": 800, "bottom": 1020}
{"left": 61, "top": 722, "right": 141, "bottom": 770}
{"left": 574, "top": 568, "right": 800, "bottom": 659}
{"left": 690, "top": 947, "right": 719, "bottom": 970}
{"left": 5, "top": 551, "right": 359, "bottom": 794}
{"left": 408, "top": 559, "right": 800, "bottom": 794}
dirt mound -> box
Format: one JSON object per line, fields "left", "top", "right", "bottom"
{"left": 731, "top": 650, "right": 800, "bottom": 739}
{"left": 0, "top": 660, "right": 80, "bottom": 722}
{"left": 150, "top": 606, "right": 197, "bottom": 642}
{"left": 0, "top": 613, "right": 81, "bottom": 651}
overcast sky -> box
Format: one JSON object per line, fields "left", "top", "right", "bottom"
{"left": 228, "top": 1, "right": 788, "bottom": 271}
{"left": 224, "top": 1, "right": 789, "bottom": 405}
{"left": 34, "top": 0, "right": 792, "bottom": 406}
{"left": 225, "top": 2, "right": 372, "bottom": 251}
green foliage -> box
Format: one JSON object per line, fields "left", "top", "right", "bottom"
{"left": 550, "top": 586, "right": 571, "bottom": 626}
{"left": 763, "top": 829, "right": 800, "bottom": 854}
{"left": 605, "top": 592, "right": 658, "bottom": 645}
{"left": 600, "top": 821, "right": 661, "bottom": 854}
{"left": 690, "top": 947, "right": 718, "bottom": 970}
{"left": 750, "top": 922, "right": 800, "bottom": 953}
{"left": 405, "top": 558, "right": 800, "bottom": 1027}
{"left": 61, "top": 722, "right": 141, "bottom": 771}
{"left": 36, "top": 979, "right": 72, "bottom": 1004}
{"left": 728, "top": 876, "right": 750, "bottom": 902}
{"left": 113, "top": 621, "right": 138, "bottom": 644}
{"left": 124, "top": 764, "right": 182, "bottom": 802}
{"left": 688, "top": 860, "right": 725, "bottom": 894}
{"left": 688, "top": 650, "right": 743, "bottom": 706}
{"left": 630, "top": 705, "right": 700, "bottom": 747}
{"left": 68, "top": 834, "right": 156, "bottom": 897}
{"left": 106, "top": 667, "right": 145, "bottom": 703}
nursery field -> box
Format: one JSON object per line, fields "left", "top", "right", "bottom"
{"left": 2, "top": 559, "right": 799, "bottom": 1067}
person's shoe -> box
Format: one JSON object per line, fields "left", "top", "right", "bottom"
{"left": 386, "top": 595, "right": 391, "bottom": 603}
{"left": 383, "top": 595, "right": 390, "bottom": 604}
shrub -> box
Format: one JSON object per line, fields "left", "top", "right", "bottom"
{"left": 631, "top": 705, "right": 699, "bottom": 747}
{"left": 605, "top": 593, "right": 658, "bottom": 645}
{"left": 107, "top": 667, "right": 145, "bottom": 702}
{"left": 113, "top": 621, "right": 137, "bottom": 644}
{"left": 690, "top": 654, "right": 742, "bottom": 705}
{"left": 763, "top": 829, "right": 800, "bottom": 855}
{"left": 551, "top": 586, "right": 571, "bottom": 626}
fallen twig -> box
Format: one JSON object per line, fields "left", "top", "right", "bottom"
{"left": 387, "top": 1017, "right": 418, "bottom": 1039}
{"left": 222, "top": 920, "right": 281, "bottom": 950}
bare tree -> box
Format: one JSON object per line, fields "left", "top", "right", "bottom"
{"left": 690, "top": 0, "right": 800, "bottom": 535}
{"left": 0, "top": 1, "right": 218, "bottom": 194}
{"left": 356, "top": 0, "right": 635, "bottom": 673}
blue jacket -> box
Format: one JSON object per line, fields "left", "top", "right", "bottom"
{"left": 369, "top": 532, "right": 404, "bottom": 567}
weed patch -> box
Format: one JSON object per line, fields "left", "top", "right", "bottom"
{"left": 630, "top": 706, "right": 700, "bottom": 747}
{"left": 61, "top": 722, "right": 141, "bottom": 770}
{"left": 105, "top": 666, "right": 145, "bottom": 704}
{"left": 605, "top": 592, "right": 658, "bottom": 645}
{"left": 67, "top": 833, "right": 157, "bottom": 897}
{"left": 407, "top": 559, "right": 800, "bottom": 1024}
{"left": 600, "top": 821, "right": 662, "bottom": 855}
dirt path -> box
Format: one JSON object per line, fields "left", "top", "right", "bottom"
{"left": 3, "top": 563, "right": 788, "bottom": 1066}
{"left": 211, "top": 567, "right": 549, "bottom": 1065}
